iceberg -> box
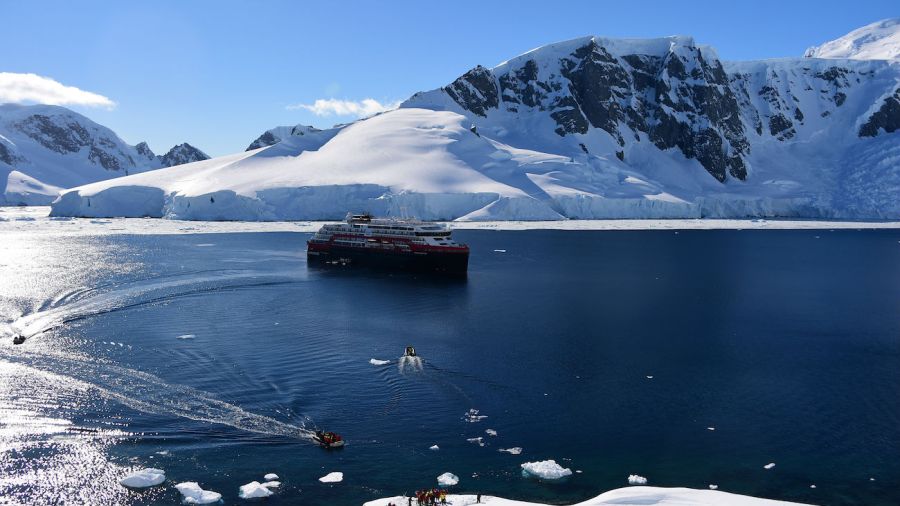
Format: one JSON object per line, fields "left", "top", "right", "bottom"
{"left": 628, "top": 475, "right": 648, "bottom": 485}
{"left": 119, "top": 468, "right": 165, "bottom": 488}
{"left": 174, "top": 482, "right": 222, "bottom": 504}
{"left": 521, "top": 460, "right": 572, "bottom": 480}
{"left": 319, "top": 472, "right": 343, "bottom": 483}
{"left": 239, "top": 481, "right": 273, "bottom": 499}
{"left": 437, "top": 472, "right": 459, "bottom": 486}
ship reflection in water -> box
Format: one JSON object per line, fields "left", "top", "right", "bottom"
{"left": 307, "top": 213, "right": 469, "bottom": 276}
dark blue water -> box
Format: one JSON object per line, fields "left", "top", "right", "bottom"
{"left": 2, "top": 229, "right": 899, "bottom": 505}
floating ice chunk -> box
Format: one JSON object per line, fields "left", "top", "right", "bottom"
{"left": 810, "top": 484, "right": 816, "bottom": 489}
{"left": 437, "top": 472, "right": 459, "bottom": 486}
{"left": 499, "top": 447, "right": 523, "bottom": 455}
{"left": 464, "top": 409, "right": 487, "bottom": 422}
{"left": 175, "top": 482, "right": 222, "bottom": 504}
{"left": 764, "top": 463, "right": 776, "bottom": 470}
{"left": 576, "top": 470, "right": 583, "bottom": 474}
{"left": 319, "top": 472, "right": 343, "bottom": 483}
{"left": 485, "top": 429, "right": 497, "bottom": 436}
{"left": 707, "top": 427, "right": 716, "bottom": 431}
{"left": 628, "top": 475, "right": 648, "bottom": 485}
{"left": 369, "top": 358, "right": 390, "bottom": 365}
{"left": 646, "top": 375, "right": 654, "bottom": 379}
{"left": 264, "top": 473, "right": 279, "bottom": 481}
{"left": 521, "top": 460, "right": 572, "bottom": 480}
{"left": 709, "top": 484, "right": 718, "bottom": 490}
{"left": 239, "top": 481, "right": 273, "bottom": 498}
{"left": 156, "top": 450, "right": 169, "bottom": 455}
{"left": 493, "top": 249, "right": 507, "bottom": 252}
{"left": 120, "top": 468, "right": 165, "bottom": 488}
{"left": 466, "top": 437, "right": 484, "bottom": 446}
{"left": 429, "top": 445, "right": 440, "bottom": 451}
{"left": 176, "top": 334, "right": 195, "bottom": 339}
{"left": 261, "top": 481, "right": 280, "bottom": 488}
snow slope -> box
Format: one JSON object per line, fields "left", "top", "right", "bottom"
{"left": 805, "top": 18, "right": 900, "bottom": 60}
{"left": 51, "top": 26, "right": 900, "bottom": 221}
{"left": 0, "top": 104, "right": 208, "bottom": 205}
{"left": 364, "top": 488, "right": 808, "bottom": 506}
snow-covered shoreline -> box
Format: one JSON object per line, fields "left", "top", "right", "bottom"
{"left": 3, "top": 206, "right": 900, "bottom": 236}
{"left": 363, "top": 487, "right": 809, "bottom": 506}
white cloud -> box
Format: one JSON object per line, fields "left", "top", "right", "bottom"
{"left": 0, "top": 72, "right": 115, "bottom": 108}
{"left": 287, "top": 98, "right": 400, "bottom": 118}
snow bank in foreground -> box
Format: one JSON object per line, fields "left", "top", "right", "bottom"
{"left": 521, "top": 460, "right": 572, "bottom": 480}
{"left": 363, "top": 488, "right": 808, "bottom": 506}
{"left": 319, "top": 472, "right": 343, "bottom": 483}
{"left": 437, "top": 472, "right": 459, "bottom": 486}
{"left": 239, "top": 481, "right": 274, "bottom": 498}
{"left": 174, "top": 482, "right": 222, "bottom": 504}
{"left": 119, "top": 468, "right": 165, "bottom": 488}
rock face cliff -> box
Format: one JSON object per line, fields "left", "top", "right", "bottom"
{"left": 0, "top": 104, "right": 209, "bottom": 205}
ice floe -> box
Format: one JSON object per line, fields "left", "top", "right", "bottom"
{"left": 429, "top": 445, "right": 440, "bottom": 451}
{"left": 485, "top": 429, "right": 497, "bottom": 436}
{"left": 176, "top": 334, "right": 196, "bottom": 339}
{"left": 499, "top": 447, "right": 523, "bottom": 455}
{"left": 628, "top": 475, "right": 648, "bottom": 485}
{"left": 175, "top": 482, "right": 222, "bottom": 504}
{"left": 464, "top": 409, "right": 487, "bottom": 422}
{"left": 369, "top": 358, "right": 390, "bottom": 365}
{"left": 319, "top": 472, "right": 343, "bottom": 483}
{"left": 264, "top": 473, "right": 279, "bottom": 481}
{"left": 239, "top": 481, "right": 274, "bottom": 499}
{"left": 120, "top": 468, "right": 166, "bottom": 488}
{"left": 709, "top": 484, "right": 718, "bottom": 490}
{"left": 467, "top": 437, "right": 485, "bottom": 446}
{"left": 437, "top": 472, "right": 459, "bottom": 486}
{"left": 261, "top": 481, "right": 281, "bottom": 489}
{"left": 521, "top": 460, "right": 572, "bottom": 480}
{"left": 764, "top": 463, "right": 776, "bottom": 470}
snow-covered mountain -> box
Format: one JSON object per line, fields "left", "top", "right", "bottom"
{"left": 51, "top": 27, "right": 900, "bottom": 221}
{"left": 0, "top": 104, "right": 209, "bottom": 205}
{"left": 805, "top": 18, "right": 900, "bottom": 60}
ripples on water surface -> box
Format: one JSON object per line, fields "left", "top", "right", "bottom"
{"left": 1, "top": 230, "right": 899, "bottom": 505}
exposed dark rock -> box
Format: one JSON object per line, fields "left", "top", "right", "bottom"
{"left": 444, "top": 65, "right": 499, "bottom": 117}
{"left": 247, "top": 131, "right": 278, "bottom": 151}
{"left": 16, "top": 114, "right": 92, "bottom": 154}
{"left": 859, "top": 88, "right": 900, "bottom": 137}
{"left": 160, "top": 143, "right": 209, "bottom": 167}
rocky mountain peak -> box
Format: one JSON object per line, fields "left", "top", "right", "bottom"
{"left": 159, "top": 143, "right": 209, "bottom": 167}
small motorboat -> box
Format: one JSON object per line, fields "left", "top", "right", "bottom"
{"left": 404, "top": 346, "right": 416, "bottom": 357}
{"left": 313, "top": 430, "right": 345, "bottom": 448}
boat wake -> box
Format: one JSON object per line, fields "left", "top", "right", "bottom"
{"left": 1, "top": 268, "right": 315, "bottom": 440}
{"left": 398, "top": 355, "right": 424, "bottom": 373}
{"left": 5, "top": 269, "right": 297, "bottom": 340}
{"left": 0, "top": 347, "right": 314, "bottom": 440}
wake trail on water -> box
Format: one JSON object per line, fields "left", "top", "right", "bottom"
{"left": 0, "top": 347, "right": 314, "bottom": 440}
{"left": 1, "top": 268, "right": 318, "bottom": 440}
{"left": 4, "top": 269, "right": 299, "bottom": 340}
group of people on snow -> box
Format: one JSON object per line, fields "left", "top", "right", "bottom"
{"left": 413, "top": 488, "right": 447, "bottom": 505}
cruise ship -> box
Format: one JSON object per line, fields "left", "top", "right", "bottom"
{"left": 307, "top": 213, "right": 469, "bottom": 274}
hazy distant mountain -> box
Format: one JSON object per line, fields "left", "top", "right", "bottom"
{"left": 51, "top": 23, "right": 900, "bottom": 221}
{"left": 0, "top": 104, "right": 209, "bottom": 205}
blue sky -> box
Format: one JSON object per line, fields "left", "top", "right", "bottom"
{"left": 1, "top": 0, "right": 896, "bottom": 156}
